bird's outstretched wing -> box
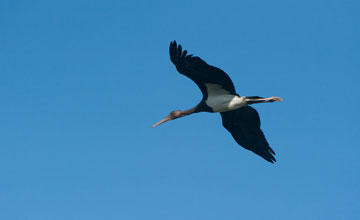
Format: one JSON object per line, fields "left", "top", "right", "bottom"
{"left": 169, "top": 41, "right": 237, "bottom": 99}
{"left": 220, "top": 106, "right": 276, "bottom": 163}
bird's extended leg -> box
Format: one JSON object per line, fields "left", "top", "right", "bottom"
{"left": 245, "top": 96, "right": 283, "bottom": 104}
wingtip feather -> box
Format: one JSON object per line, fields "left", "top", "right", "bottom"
{"left": 177, "top": 44, "right": 182, "bottom": 57}
{"left": 261, "top": 150, "right": 277, "bottom": 163}
{"left": 169, "top": 40, "right": 189, "bottom": 63}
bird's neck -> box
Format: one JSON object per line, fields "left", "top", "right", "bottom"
{"left": 181, "top": 106, "right": 197, "bottom": 116}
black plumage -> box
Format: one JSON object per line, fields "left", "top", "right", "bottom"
{"left": 221, "top": 106, "right": 276, "bottom": 163}
{"left": 153, "top": 41, "right": 280, "bottom": 163}
{"left": 169, "top": 41, "right": 237, "bottom": 98}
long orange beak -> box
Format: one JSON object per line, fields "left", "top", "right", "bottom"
{"left": 152, "top": 116, "right": 172, "bottom": 128}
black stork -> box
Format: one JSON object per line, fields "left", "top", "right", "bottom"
{"left": 153, "top": 41, "right": 283, "bottom": 163}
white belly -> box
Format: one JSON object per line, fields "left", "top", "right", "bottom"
{"left": 206, "top": 95, "right": 247, "bottom": 112}
{"left": 204, "top": 83, "right": 247, "bottom": 112}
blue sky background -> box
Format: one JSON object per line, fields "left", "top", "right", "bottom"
{"left": 1, "top": 0, "right": 359, "bottom": 219}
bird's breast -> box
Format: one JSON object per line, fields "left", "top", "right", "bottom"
{"left": 205, "top": 95, "right": 247, "bottom": 112}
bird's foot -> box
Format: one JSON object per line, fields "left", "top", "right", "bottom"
{"left": 268, "top": 96, "right": 283, "bottom": 102}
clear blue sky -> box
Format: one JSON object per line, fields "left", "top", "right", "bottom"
{"left": 1, "top": 0, "right": 359, "bottom": 219}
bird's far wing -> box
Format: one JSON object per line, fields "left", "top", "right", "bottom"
{"left": 220, "top": 106, "right": 276, "bottom": 163}
{"left": 169, "top": 41, "right": 236, "bottom": 99}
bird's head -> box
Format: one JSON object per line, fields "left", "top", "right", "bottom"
{"left": 152, "top": 110, "right": 184, "bottom": 128}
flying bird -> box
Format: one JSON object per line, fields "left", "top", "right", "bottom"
{"left": 153, "top": 41, "right": 282, "bottom": 163}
